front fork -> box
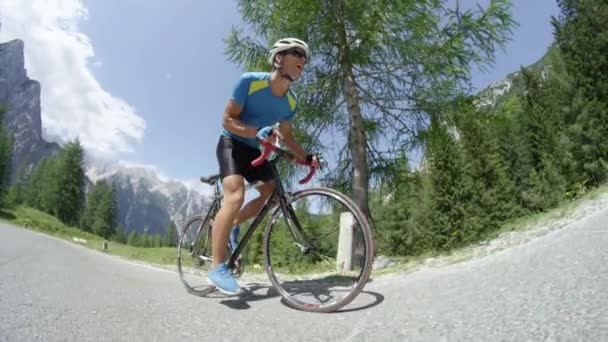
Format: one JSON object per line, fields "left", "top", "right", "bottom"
{"left": 188, "top": 201, "right": 218, "bottom": 261}
{"left": 278, "top": 192, "right": 312, "bottom": 254}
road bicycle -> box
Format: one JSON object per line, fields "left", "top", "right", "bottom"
{"left": 176, "top": 137, "right": 374, "bottom": 313}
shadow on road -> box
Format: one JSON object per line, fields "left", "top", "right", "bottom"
{"left": 211, "top": 280, "right": 384, "bottom": 313}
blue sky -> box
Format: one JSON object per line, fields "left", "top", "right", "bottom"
{"left": 0, "top": 0, "right": 560, "bottom": 186}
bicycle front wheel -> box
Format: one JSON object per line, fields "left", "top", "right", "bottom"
{"left": 263, "top": 187, "right": 374, "bottom": 312}
{"left": 177, "top": 215, "right": 217, "bottom": 296}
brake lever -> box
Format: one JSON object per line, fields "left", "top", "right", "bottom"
{"left": 251, "top": 139, "right": 277, "bottom": 167}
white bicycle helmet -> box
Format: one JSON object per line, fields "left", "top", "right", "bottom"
{"left": 268, "top": 37, "right": 310, "bottom": 68}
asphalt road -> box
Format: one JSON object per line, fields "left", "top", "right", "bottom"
{"left": 1, "top": 203, "right": 607, "bottom": 341}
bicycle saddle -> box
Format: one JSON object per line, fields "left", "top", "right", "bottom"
{"left": 200, "top": 174, "right": 220, "bottom": 185}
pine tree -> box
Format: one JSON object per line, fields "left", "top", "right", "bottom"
{"left": 5, "top": 185, "right": 22, "bottom": 208}
{"left": 25, "top": 141, "right": 86, "bottom": 223}
{"left": 80, "top": 181, "right": 104, "bottom": 232}
{"left": 153, "top": 235, "right": 162, "bottom": 248}
{"left": 164, "top": 222, "right": 178, "bottom": 247}
{"left": 127, "top": 230, "right": 140, "bottom": 246}
{"left": 7, "top": 164, "right": 33, "bottom": 207}
{"left": 493, "top": 98, "right": 531, "bottom": 213}
{"left": 140, "top": 232, "right": 151, "bottom": 248}
{"left": 374, "top": 167, "right": 430, "bottom": 256}
{"left": 92, "top": 181, "right": 117, "bottom": 239}
{"left": 536, "top": 46, "right": 578, "bottom": 195}
{"left": 24, "top": 156, "right": 61, "bottom": 214}
{"left": 0, "top": 118, "right": 12, "bottom": 207}
{"left": 55, "top": 140, "right": 86, "bottom": 225}
{"left": 553, "top": 0, "right": 608, "bottom": 186}
{"left": 516, "top": 68, "right": 566, "bottom": 211}
{"left": 81, "top": 180, "right": 117, "bottom": 238}
{"left": 453, "top": 98, "right": 521, "bottom": 234}
{"left": 423, "top": 116, "right": 470, "bottom": 250}
{"left": 113, "top": 224, "right": 127, "bottom": 244}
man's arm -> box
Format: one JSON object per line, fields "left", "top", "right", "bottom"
{"left": 222, "top": 100, "right": 258, "bottom": 139}
{"left": 278, "top": 121, "right": 308, "bottom": 163}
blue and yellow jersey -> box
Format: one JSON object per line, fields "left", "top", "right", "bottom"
{"left": 222, "top": 72, "right": 298, "bottom": 147}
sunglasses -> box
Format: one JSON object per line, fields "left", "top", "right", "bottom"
{"left": 284, "top": 48, "right": 307, "bottom": 60}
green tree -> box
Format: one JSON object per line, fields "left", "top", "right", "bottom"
{"left": 127, "top": 230, "right": 140, "bottom": 246}
{"left": 373, "top": 159, "right": 431, "bottom": 256}
{"left": 140, "top": 232, "right": 151, "bottom": 248}
{"left": 516, "top": 68, "right": 566, "bottom": 211}
{"left": 55, "top": 140, "right": 86, "bottom": 225}
{"left": 81, "top": 180, "right": 117, "bottom": 238}
{"left": 113, "top": 224, "right": 127, "bottom": 244}
{"left": 153, "top": 235, "right": 163, "bottom": 248}
{"left": 531, "top": 46, "right": 578, "bottom": 195}
{"left": 0, "top": 118, "right": 12, "bottom": 207}
{"left": 92, "top": 181, "right": 117, "bottom": 239}
{"left": 452, "top": 98, "right": 521, "bottom": 231}
{"left": 24, "top": 156, "right": 61, "bottom": 213}
{"left": 553, "top": 0, "right": 608, "bottom": 186}
{"left": 421, "top": 116, "right": 470, "bottom": 250}
{"left": 225, "top": 0, "right": 515, "bottom": 217}
{"left": 5, "top": 185, "right": 22, "bottom": 207}
{"left": 493, "top": 98, "right": 532, "bottom": 212}
{"left": 24, "top": 140, "right": 86, "bottom": 224}
{"left": 80, "top": 181, "right": 104, "bottom": 232}
{"left": 164, "top": 222, "right": 178, "bottom": 247}
{"left": 6, "top": 164, "right": 32, "bottom": 207}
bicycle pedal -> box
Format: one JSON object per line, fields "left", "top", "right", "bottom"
{"left": 231, "top": 256, "right": 245, "bottom": 277}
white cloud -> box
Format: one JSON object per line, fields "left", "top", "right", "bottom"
{"left": 0, "top": 0, "right": 145, "bottom": 156}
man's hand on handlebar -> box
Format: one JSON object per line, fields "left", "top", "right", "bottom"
{"left": 305, "top": 153, "right": 322, "bottom": 170}
{"left": 252, "top": 129, "right": 321, "bottom": 185}
{"left": 256, "top": 125, "right": 283, "bottom": 144}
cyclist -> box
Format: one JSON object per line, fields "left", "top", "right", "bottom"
{"left": 208, "top": 37, "right": 320, "bottom": 294}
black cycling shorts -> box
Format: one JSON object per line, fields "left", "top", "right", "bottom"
{"left": 216, "top": 135, "right": 274, "bottom": 184}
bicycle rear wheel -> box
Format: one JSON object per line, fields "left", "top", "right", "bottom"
{"left": 177, "top": 215, "right": 217, "bottom": 296}
{"left": 263, "top": 187, "right": 374, "bottom": 312}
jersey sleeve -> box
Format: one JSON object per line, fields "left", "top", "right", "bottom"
{"left": 231, "top": 73, "right": 252, "bottom": 106}
{"left": 284, "top": 88, "right": 298, "bottom": 121}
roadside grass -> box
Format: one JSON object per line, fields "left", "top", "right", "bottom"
{"left": 1, "top": 206, "right": 177, "bottom": 267}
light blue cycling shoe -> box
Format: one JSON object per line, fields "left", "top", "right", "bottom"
{"left": 207, "top": 263, "right": 240, "bottom": 295}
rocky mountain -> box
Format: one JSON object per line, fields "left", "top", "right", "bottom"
{"left": 0, "top": 21, "right": 210, "bottom": 235}
{"left": 0, "top": 22, "right": 61, "bottom": 181}
{"left": 86, "top": 160, "right": 210, "bottom": 235}
{"left": 475, "top": 45, "right": 556, "bottom": 109}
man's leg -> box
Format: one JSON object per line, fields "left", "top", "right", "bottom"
{"left": 211, "top": 175, "right": 245, "bottom": 268}
{"left": 233, "top": 180, "right": 276, "bottom": 225}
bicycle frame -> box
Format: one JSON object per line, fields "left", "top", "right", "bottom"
{"left": 226, "top": 158, "right": 309, "bottom": 269}
{"left": 189, "top": 151, "right": 309, "bottom": 270}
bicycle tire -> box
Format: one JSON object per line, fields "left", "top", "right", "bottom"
{"left": 176, "top": 214, "right": 217, "bottom": 296}
{"left": 263, "top": 187, "right": 374, "bottom": 313}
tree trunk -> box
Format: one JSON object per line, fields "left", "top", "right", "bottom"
{"left": 332, "top": 0, "right": 369, "bottom": 268}
{"left": 333, "top": 0, "right": 370, "bottom": 218}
